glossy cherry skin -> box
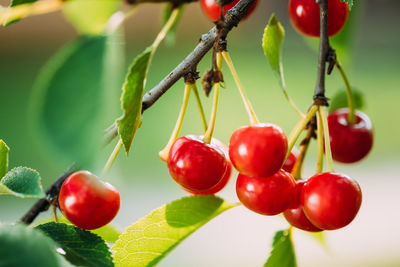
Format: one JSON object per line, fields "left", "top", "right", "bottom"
{"left": 58, "top": 171, "right": 120, "bottom": 230}
{"left": 328, "top": 108, "right": 373, "bottom": 163}
{"left": 288, "top": 0, "right": 349, "bottom": 37}
{"left": 200, "top": 0, "right": 258, "bottom": 21}
{"left": 284, "top": 180, "right": 322, "bottom": 232}
{"left": 282, "top": 148, "right": 299, "bottom": 173}
{"left": 185, "top": 138, "right": 232, "bottom": 195}
{"left": 302, "top": 172, "right": 362, "bottom": 230}
{"left": 229, "top": 123, "right": 288, "bottom": 178}
{"left": 236, "top": 169, "right": 296, "bottom": 216}
{"left": 168, "top": 135, "right": 228, "bottom": 192}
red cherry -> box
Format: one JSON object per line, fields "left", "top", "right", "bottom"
{"left": 288, "top": 0, "right": 349, "bottom": 37}
{"left": 200, "top": 0, "right": 258, "bottom": 22}
{"left": 282, "top": 148, "right": 299, "bottom": 173}
{"left": 328, "top": 108, "right": 373, "bottom": 163}
{"left": 302, "top": 172, "right": 362, "bottom": 230}
{"left": 236, "top": 169, "right": 296, "bottom": 216}
{"left": 185, "top": 138, "right": 232, "bottom": 195}
{"left": 229, "top": 123, "right": 288, "bottom": 178}
{"left": 284, "top": 180, "right": 322, "bottom": 232}
{"left": 167, "top": 135, "right": 228, "bottom": 192}
{"left": 58, "top": 171, "right": 120, "bottom": 230}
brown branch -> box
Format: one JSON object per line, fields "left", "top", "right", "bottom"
{"left": 105, "top": 0, "right": 256, "bottom": 144}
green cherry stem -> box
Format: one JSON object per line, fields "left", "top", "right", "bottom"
{"left": 286, "top": 105, "right": 318, "bottom": 161}
{"left": 316, "top": 108, "right": 324, "bottom": 173}
{"left": 291, "top": 122, "right": 315, "bottom": 180}
{"left": 192, "top": 82, "right": 208, "bottom": 133}
{"left": 335, "top": 59, "right": 356, "bottom": 125}
{"left": 221, "top": 51, "right": 260, "bottom": 125}
{"left": 101, "top": 139, "right": 123, "bottom": 178}
{"left": 203, "top": 52, "right": 223, "bottom": 144}
{"left": 319, "top": 106, "right": 335, "bottom": 172}
{"left": 159, "top": 82, "right": 193, "bottom": 161}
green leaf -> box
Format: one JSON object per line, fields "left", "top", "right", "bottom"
{"left": 329, "top": 88, "right": 364, "bottom": 112}
{"left": 262, "top": 14, "right": 285, "bottom": 87}
{"left": 265, "top": 229, "right": 297, "bottom": 267}
{"left": 30, "top": 34, "right": 123, "bottom": 168}
{"left": 0, "top": 140, "right": 9, "bottom": 178}
{"left": 10, "top": 0, "right": 37, "bottom": 6}
{"left": 63, "top": 0, "right": 122, "bottom": 35}
{"left": 36, "top": 222, "right": 114, "bottom": 267}
{"left": 0, "top": 224, "right": 61, "bottom": 267}
{"left": 116, "top": 47, "right": 153, "bottom": 154}
{"left": 0, "top": 167, "right": 44, "bottom": 198}
{"left": 35, "top": 216, "right": 121, "bottom": 243}
{"left": 162, "top": 4, "right": 184, "bottom": 45}
{"left": 112, "top": 195, "right": 237, "bottom": 267}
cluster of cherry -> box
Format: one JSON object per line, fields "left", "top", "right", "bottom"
{"left": 55, "top": 0, "right": 373, "bottom": 233}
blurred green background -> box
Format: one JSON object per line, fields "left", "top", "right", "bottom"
{"left": 1, "top": 0, "right": 400, "bottom": 266}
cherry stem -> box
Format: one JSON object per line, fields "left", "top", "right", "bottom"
{"left": 159, "top": 82, "right": 192, "bottom": 161}
{"left": 314, "top": 0, "right": 329, "bottom": 101}
{"left": 335, "top": 60, "right": 356, "bottom": 125}
{"left": 101, "top": 139, "right": 123, "bottom": 177}
{"left": 291, "top": 121, "right": 315, "bottom": 180}
{"left": 316, "top": 110, "right": 324, "bottom": 173}
{"left": 152, "top": 8, "right": 181, "bottom": 50}
{"left": 221, "top": 50, "right": 260, "bottom": 125}
{"left": 192, "top": 82, "right": 208, "bottom": 133}
{"left": 286, "top": 105, "right": 318, "bottom": 161}
{"left": 203, "top": 52, "right": 223, "bottom": 144}
{"left": 318, "top": 106, "right": 334, "bottom": 172}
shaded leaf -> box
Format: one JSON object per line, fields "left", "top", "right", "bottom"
{"left": 265, "top": 229, "right": 297, "bottom": 267}
{"left": 112, "top": 195, "right": 237, "bottom": 267}
{"left": 329, "top": 88, "right": 364, "bottom": 112}
{"left": 36, "top": 222, "right": 114, "bottom": 267}
{"left": 330, "top": 2, "right": 362, "bottom": 63}
{"left": 63, "top": 0, "right": 121, "bottom": 35}
{"left": 35, "top": 216, "right": 121, "bottom": 243}
{"left": 116, "top": 47, "right": 152, "bottom": 154}
{"left": 0, "top": 167, "right": 44, "bottom": 198}
{"left": 30, "top": 34, "right": 123, "bottom": 168}
{"left": 0, "top": 224, "right": 61, "bottom": 267}
{"left": 0, "top": 140, "right": 9, "bottom": 178}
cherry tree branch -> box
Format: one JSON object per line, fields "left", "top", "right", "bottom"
{"left": 20, "top": 166, "right": 77, "bottom": 225}
{"left": 105, "top": 0, "right": 256, "bottom": 143}
{"left": 313, "top": 0, "right": 336, "bottom": 106}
